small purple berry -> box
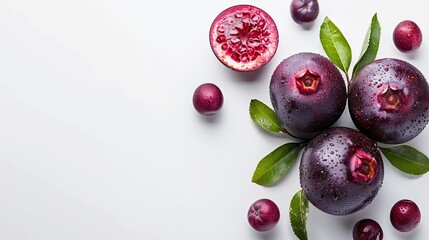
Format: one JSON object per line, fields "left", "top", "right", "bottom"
{"left": 290, "top": 0, "right": 320, "bottom": 25}
{"left": 393, "top": 20, "right": 422, "bottom": 53}
{"left": 192, "top": 83, "right": 223, "bottom": 115}
{"left": 247, "top": 198, "right": 280, "bottom": 232}
{"left": 390, "top": 199, "right": 421, "bottom": 232}
{"left": 353, "top": 219, "right": 383, "bottom": 240}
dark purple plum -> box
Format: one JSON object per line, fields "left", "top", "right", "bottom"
{"left": 349, "top": 58, "right": 429, "bottom": 144}
{"left": 353, "top": 219, "right": 383, "bottom": 240}
{"left": 290, "top": 0, "right": 319, "bottom": 25}
{"left": 247, "top": 198, "right": 280, "bottom": 232}
{"left": 393, "top": 20, "right": 422, "bottom": 53}
{"left": 270, "top": 52, "right": 347, "bottom": 139}
{"left": 390, "top": 199, "right": 421, "bottom": 232}
{"left": 300, "top": 127, "right": 384, "bottom": 215}
{"left": 193, "top": 83, "right": 224, "bottom": 115}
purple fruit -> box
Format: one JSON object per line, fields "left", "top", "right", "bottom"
{"left": 348, "top": 58, "right": 429, "bottom": 144}
{"left": 209, "top": 5, "right": 279, "bottom": 72}
{"left": 290, "top": 0, "right": 319, "bottom": 25}
{"left": 247, "top": 198, "right": 280, "bottom": 232}
{"left": 353, "top": 219, "right": 383, "bottom": 240}
{"left": 390, "top": 199, "right": 421, "bottom": 232}
{"left": 300, "top": 127, "right": 384, "bottom": 215}
{"left": 393, "top": 20, "right": 422, "bottom": 53}
{"left": 270, "top": 52, "right": 347, "bottom": 138}
{"left": 192, "top": 83, "right": 224, "bottom": 115}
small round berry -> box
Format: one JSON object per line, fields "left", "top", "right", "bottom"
{"left": 247, "top": 198, "right": 280, "bottom": 232}
{"left": 393, "top": 20, "right": 423, "bottom": 53}
{"left": 192, "top": 83, "right": 223, "bottom": 115}
{"left": 353, "top": 219, "right": 383, "bottom": 240}
{"left": 390, "top": 199, "right": 421, "bottom": 232}
{"left": 290, "top": 0, "right": 320, "bottom": 25}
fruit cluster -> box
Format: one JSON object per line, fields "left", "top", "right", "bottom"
{"left": 195, "top": 1, "right": 428, "bottom": 239}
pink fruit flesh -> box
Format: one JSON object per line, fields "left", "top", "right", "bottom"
{"left": 209, "top": 5, "right": 279, "bottom": 71}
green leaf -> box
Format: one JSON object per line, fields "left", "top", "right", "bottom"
{"left": 380, "top": 145, "right": 429, "bottom": 175}
{"left": 249, "top": 99, "right": 284, "bottom": 133}
{"left": 320, "top": 17, "right": 352, "bottom": 73}
{"left": 290, "top": 189, "right": 309, "bottom": 240}
{"left": 252, "top": 142, "right": 300, "bottom": 185}
{"left": 352, "top": 13, "right": 381, "bottom": 79}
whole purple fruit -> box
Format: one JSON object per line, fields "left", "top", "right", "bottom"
{"left": 247, "top": 198, "right": 280, "bottom": 232}
{"left": 353, "top": 219, "right": 383, "bottom": 240}
{"left": 393, "top": 20, "right": 422, "bottom": 53}
{"left": 192, "top": 83, "right": 224, "bottom": 115}
{"left": 270, "top": 52, "right": 347, "bottom": 139}
{"left": 390, "top": 199, "right": 421, "bottom": 232}
{"left": 349, "top": 58, "right": 429, "bottom": 144}
{"left": 290, "top": 0, "right": 320, "bottom": 25}
{"left": 300, "top": 127, "right": 384, "bottom": 215}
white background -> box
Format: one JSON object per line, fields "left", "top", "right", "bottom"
{"left": 0, "top": 0, "right": 427, "bottom": 239}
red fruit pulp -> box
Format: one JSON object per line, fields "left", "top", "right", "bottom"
{"left": 209, "top": 5, "right": 279, "bottom": 71}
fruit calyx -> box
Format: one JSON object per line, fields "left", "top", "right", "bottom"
{"left": 349, "top": 149, "right": 377, "bottom": 184}
{"left": 378, "top": 86, "right": 406, "bottom": 112}
{"left": 295, "top": 69, "right": 320, "bottom": 94}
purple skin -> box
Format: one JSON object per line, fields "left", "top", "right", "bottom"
{"left": 290, "top": 0, "right": 319, "bottom": 25}
{"left": 348, "top": 58, "right": 429, "bottom": 144}
{"left": 390, "top": 199, "right": 421, "bottom": 232}
{"left": 192, "top": 83, "right": 224, "bottom": 116}
{"left": 270, "top": 52, "right": 347, "bottom": 139}
{"left": 300, "top": 127, "right": 384, "bottom": 215}
{"left": 393, "top": 20, "right": 422, "bottom": 53}
{"left": 353, "top": 219, "right": 383, "bottom": 240}
{"left": 247, "top": 198, "right": 280, "bottom": 232}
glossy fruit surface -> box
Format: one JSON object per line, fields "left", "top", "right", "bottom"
{"left": 247, "top": 198, "right": 280, "bottom": 232}
{"left": 300, "top": 127, "right": 384, "bottom": 215}
{"left": 393, "top": 20, "right": 422, "bottom": 53}
{"left": 353, "top": 219, "right": 383, "bottom": 240}
{"left": 349, "top": 58, "right": 429, "bottom": 144}
{"left": 209, "top": 5, "right": 279, "bottom": 71}
{"left": 192, "top": 83, "right": 223, "bottom": 115}
{"left": 390, "top": 199, "right": 421, "bottom": 232}
{"left": 270, "top": 52, "right": 346, "bottom": 138}
{"left": 290, "top": 0, "right": 319, "bottom": 25}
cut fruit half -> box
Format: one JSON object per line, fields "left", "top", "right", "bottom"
{"left": 209, "top": 5, "right": 279, "bottom": 72}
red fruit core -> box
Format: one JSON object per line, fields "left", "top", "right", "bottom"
{"left": 210, "top": 5, "right": 279, "bottom": 71}
{"left": 349, "top": 149, "right": 377, "bottom": 184}
{"left": 295, "top": 69, "right": 320, "bottom": 94}
{"left": 378, "top": 86, "right": 405, "bottom": 112}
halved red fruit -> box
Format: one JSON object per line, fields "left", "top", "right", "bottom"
{"left": 209, "top": 5, "right": 279, "bottom": 72}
